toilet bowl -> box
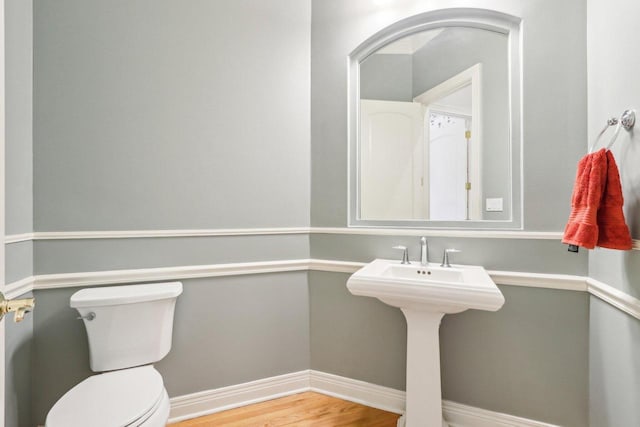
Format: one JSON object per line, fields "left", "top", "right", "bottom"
{"left": 46, "top": 366, "right": 170, "bottom": 427}
{"left": 45, "top": 282, "right": 182, "bottom": 427}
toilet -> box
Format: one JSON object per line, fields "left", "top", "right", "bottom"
{"left": 45, "top": 282, "right": 183, "bottom": 427}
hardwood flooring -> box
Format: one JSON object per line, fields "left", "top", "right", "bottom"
{"left": 169, "top": 391, "right": 401, "bottom": 427}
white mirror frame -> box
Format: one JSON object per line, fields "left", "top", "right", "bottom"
{"left": 348, "top": 8, "right": 523, "bottom": 229}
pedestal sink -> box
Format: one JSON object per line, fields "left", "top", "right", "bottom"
{"left": 347, "top": 259, "right": 505, "bottom": 427}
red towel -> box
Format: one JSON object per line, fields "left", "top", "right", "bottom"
{"left": 596, "top": 150, "right": 632, "bottom": 250}
{"left": 562, "top": 149, "right": 607, "bottom": 249}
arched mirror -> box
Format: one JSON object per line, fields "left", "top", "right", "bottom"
{"left": 349, "top": 9, "right": 522, "bottom": 229}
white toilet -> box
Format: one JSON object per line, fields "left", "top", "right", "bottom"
{"left": 45, "top": 281, "right": 183, "bottom": 427}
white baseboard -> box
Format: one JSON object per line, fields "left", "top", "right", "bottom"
{"left": 443, "top": 400, "right": 560, "bottom": 427}
{"left": 309, "top": 370, "right": 405, "bottom": 414}
{"left": 168, "top": 370, "right": 310, "bottom": 423}
{"left": 168, "top": 370, "right": 559, "bottom": 427}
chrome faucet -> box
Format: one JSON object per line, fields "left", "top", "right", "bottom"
{"left": 420, "top": 237, "right": 429, "bottom": 266}
{"left": 393, "top": 245, "right": 411, "bottom": 264}
{"left": 441, "top": 248, "right": 461, "bottom": 268}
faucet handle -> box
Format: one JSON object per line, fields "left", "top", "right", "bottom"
{"left": 441, "top": 248, "right": 461, "bottom": 267}
{"left": 392, "top": 245, "right": 411, "bottom": 264}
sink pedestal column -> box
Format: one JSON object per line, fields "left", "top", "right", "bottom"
{"left": 398, "top": 308, "right": 448, "bottom": 427}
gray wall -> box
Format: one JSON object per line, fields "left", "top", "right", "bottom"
{"left": 5, "top": 0, "right": 34, "bottom": 426}
{"left": 310, "top": 271, "right": 407, "bottom": 390}
{"left": 310, "top": 271, "right": 589, "bottom": 427}
{"left": 311, "top": 0, "right": 586, "bottom": 231}
{"left": 10, "top": 1, "right": 633, "bottom": 426}
{"left": 4, "top": 297, "right": 32, "bottom": 427}
{"left": 309, "top": 273, "right": 589, "bottom": 427}
{"left": 589, "top": 299, "right": 640, "bottom": 426}
{"left": 29, "top": 0, "right": 312, "bottom": 425}
{"left": 32, "top": 274, "right": 310, "bottom": 423}
{"left": 360, "top": 54, "right": 413, "bottom": 102}
{"left": 311, "top": 233, "right": 587, "bottom": 274}
{"left": 33, "top": 0, "right": 310, "bottom": 231}
{"left": 311, "top": 1, "right": 588, "bottom": 425}
{"left": 5, "top": 241, "right": 31, "bottom": 285}
{"left": 5, "top": 0, "right": 32, "bottom": 237}
{"left": 34, "top": 234, "right": 309, "bottom": 274}
{"left": 310, "top": 272, "right": 589, "bottom": 426}
{"left": 587, "top": 0, "right": 640, "bottom": 424}
{"left": 441, "top": 286, "right": 588, "bottom": 426}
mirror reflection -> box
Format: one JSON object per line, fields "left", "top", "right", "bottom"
{"left": 358, "top": 27, "right": 511, "bottom": 222}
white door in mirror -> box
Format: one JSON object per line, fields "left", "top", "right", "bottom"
{"left": 360, "top": 100, "right": 425, "bottom": 220}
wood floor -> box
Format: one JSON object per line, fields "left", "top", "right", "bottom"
{"left": 169, "top": 391, "right": 401, "bottom": 427}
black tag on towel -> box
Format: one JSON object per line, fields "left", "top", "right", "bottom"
{"left": 567, "top": 244, "right": 579, "bottom": 253}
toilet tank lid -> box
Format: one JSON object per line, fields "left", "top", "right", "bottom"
{"left": 71, "top": 282, "right": 183, "bottom": 308}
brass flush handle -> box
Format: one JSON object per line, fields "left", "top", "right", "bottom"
{"left": 0, "top": 292, "right": 35, "bottom": 323}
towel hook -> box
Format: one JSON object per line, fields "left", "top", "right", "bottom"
{"left": 604, "top": 109, "right": 636, "bottom": 151}
{"left": 588, "top": 117, "right": 618, "bottom": 153}
{"left": 604, "top": 120, "right": 623, "bottom": 151}
{"left": 620, "top": 109, "right": 635, "bottom": 131}
{"left": 589, "top": 110, "right": 636, "bottom": 153}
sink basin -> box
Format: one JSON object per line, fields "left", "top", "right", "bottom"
{"left": 383, "top": 263, "right": 464, "bottom": 281}
{"left": 347, "top": 258, "right": 504, "bottom": 314}
{"left": 346, "top": 259, "right": 505, "bottom": 427}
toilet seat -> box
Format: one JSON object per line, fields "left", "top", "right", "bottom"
{"left": 45, "top": 365, "right": 166, "bottom": 427}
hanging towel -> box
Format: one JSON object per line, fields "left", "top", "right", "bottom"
{"left": 562, "top": 149, "right": 608, "bottom": 249}
{"left": 596, "top": 150, "right": 632, "bottom": 250}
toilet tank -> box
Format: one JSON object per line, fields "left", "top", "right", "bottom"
{"left": 71, "top": 282, "right": 183, "bottom": 372}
